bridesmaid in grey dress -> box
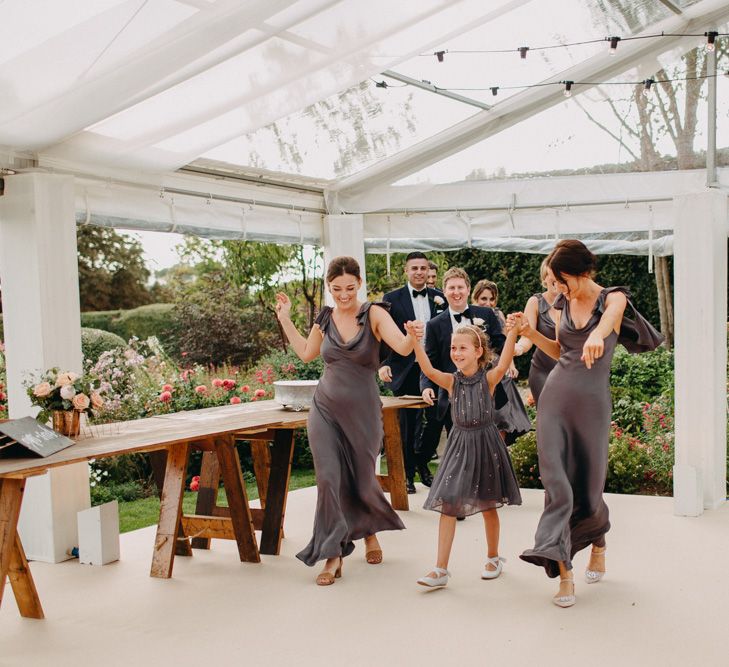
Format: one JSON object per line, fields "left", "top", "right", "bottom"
{"left": 513, "top": 240, "right": 663, "bottom": 607}
{"left": 275, "top": 256, "right": 422, "bottom": 586}
{"left": 513, "top": 259, "right": 560, "bottom": 407}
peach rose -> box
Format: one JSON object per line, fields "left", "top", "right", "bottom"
{"left": 72, "top": 393, "right": 90, "bottom": 411}
{"left": 194, "top": 385, "right": 207, "bottom": 395}
{"left": 33, "top": 381, "right": 52, "bottom": 398}
{"left": 55, "top": 372, "right": 79, "bottom": 387}
{"left": 212, "top": 378, "right": 224, "bottom": 388}
{"left": 90, "top": 392, "right": 104, "bottom": 409}
{"left": 230, "top": 396, "right": 241, "bottom": 405}
{"left": 254, "top": 388, "right": 266, "bottom": 398}
{"left": 162, "top": 383, "right": 173, "bottom": 392}
{"left": 159, "top": 391, "right": 172, "bottom": 403}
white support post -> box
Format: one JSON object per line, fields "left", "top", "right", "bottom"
{"left": 322, "top": 214, "right": 367, "bottom": 304}
{"left": 672, "top": 191, "right": 728, "bottom": 515}
{"left": 0, "top": 172, "right": 90, "bottom": 562}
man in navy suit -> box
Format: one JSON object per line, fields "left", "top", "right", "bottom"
{"left": 419, "top": 266, "right": 506, "bottom": 462}
{"left": 380, "top": 252, "right": 446, "bottom": 493}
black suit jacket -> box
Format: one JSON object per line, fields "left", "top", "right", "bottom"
{"left": 419, "top": 305, "right": 507, "bottom": 419}
{"left": 381, "top": 285, "right": 446, "bottom": 393}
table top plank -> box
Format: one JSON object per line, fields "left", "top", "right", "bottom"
{"left": 0, "top": 397, "right": 425, "bottom": 478}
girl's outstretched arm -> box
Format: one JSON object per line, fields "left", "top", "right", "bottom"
{"left": 405, "top": 322, "right": 454, "bottom": 394}
{"left": 275, "top": 292, "right": 323, "bottom": 362}
{"left": 486, "top": 316, "right": 519, "bottom": 394}
{"left": 514, "top": 295, "right": 538, "bottom": 356}
{"left": 508, "top": 310, "right": 561, "bottom": 361}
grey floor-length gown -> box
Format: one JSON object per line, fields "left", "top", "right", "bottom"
{"left": 527, "top": 293, "right": 558, "bottom": 407}
{"left": 520, "top": 287, "right": 663, "bottom": 577}
{"left": 296, "top": 302, "right": 405, "bottom": 566}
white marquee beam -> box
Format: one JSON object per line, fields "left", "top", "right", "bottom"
{"left": 329, "top": 0, "right": 729, "bottom": 201}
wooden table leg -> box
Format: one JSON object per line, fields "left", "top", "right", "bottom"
{"left": 259, "top": 429, "right": 294, "bottom": 555}
{"left": 149, "top": 450, "right": 192, "bottom": 557}
{"left": 0, "top": 478, "right": 44, "bottom": 618}
{"left": 150, "top": 444, "right": 189, "bottom": 578}
{"left": 191, "top": 451, "right": 221, "bottom": 550}
{"left": 249, "top": 441, "right": 271, "bottom": 508}
{"left": 216, "top": 437, "right": 260, "bottom": 563}
{"left": 382, "top": 408, "right": 409, "bottom": 511}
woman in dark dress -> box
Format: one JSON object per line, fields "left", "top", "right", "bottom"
{"left": 275, "top": 256, "right": 422, "bottom": 585}
{"left": 512, "top": 241, "right": 663, "bottom": 607}
{"left": 513, "top": 259, "right": 560, "bottom": 407}
{"left": 472, "top": 279, "right": 531, "bottom": 444}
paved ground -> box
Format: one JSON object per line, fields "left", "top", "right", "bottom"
{"left": 1, "top": 486, "right": 727, "bottom": 667}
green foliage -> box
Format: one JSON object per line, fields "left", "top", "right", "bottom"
{"left": 609, "top": 346, "right": 673, "bottom": 403}
{"left": 256, "top": 347, "right": 325, "bottom": 381}
{"left": 605, "top": 428, "right": 650, "bottom": 495}
{"left": 91, "top": 480, "right": 150, "bottom": 505}
{"left": 80, "top": 327, "right": 126, "bottom": 364}
{"left": 509, "top": 431, "right": 542, "bottom": 489}
{"left": 77, "top": 226, "right": 152, "bottom": 311}
{"left": 111, "top": 304, "right": 176, "bottom": 350}
{"left": 80, "top": 310, "right": 123, "bottom": 331}
{"left": 171, "top": 273, "right": 279, "bottom": 366}
{"left": 365, "top": 252, "right": 450, "bottom": 298}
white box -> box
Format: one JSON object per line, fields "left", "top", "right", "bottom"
{"left": 77, "top": 501, "right": 120, "bottom": 565}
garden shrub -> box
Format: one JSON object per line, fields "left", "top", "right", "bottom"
{"left": 509, "top": 431, "right": 542, "bottom": 489}
{"left": 610, "top": 346, "right": 673, "bottom": 403}
{"left": 91, "top": 480, "right": 150, "bottom": 505}
{"left": 81, "top": 327, "right": 126, "bottom": 364}
{"left": 111, "top": 304, "right": 176, "bottom": 352}
{"left": 80, "top": 310, "right": 123, "bottom": 332}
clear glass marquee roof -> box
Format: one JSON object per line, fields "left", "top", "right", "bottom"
{"left": 1, "top": 0, "right": 726, "bottom": 184}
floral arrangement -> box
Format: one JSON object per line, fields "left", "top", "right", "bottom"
{"left": 26, "top": 368, "right": 106, "bottom": 424}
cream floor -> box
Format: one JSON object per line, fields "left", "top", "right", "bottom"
{"left": 1, "top": 486, "right": 728, "bottom": 667}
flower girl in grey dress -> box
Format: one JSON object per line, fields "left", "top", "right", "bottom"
{"left": 405, "top": 320, "right": 522, "bottom": 588}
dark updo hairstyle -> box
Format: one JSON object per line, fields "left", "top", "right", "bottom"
{"left": 547, "top": 239, "right": 597, "bottom": 284}
{"left": 326, "top": 255, "right": 361, "bottom": 283}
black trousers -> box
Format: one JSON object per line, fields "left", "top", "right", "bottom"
{"left": 417, "top": 404, "right": 452, "bottom": 462}
{"left": 393, "top": 366, "right": 425, "bottom": 480}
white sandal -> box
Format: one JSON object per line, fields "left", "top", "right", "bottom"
{"left": 417, "top": 567, "right": 450, "bottom": 588}
{"left": 481, "top": 555, "right": 505, "bottom": 580}
{"left": 585, "top": 546, "right": 606, "bottom": 584}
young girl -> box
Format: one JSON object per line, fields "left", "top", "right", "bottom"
{"left": 404, "top": 319, "right": 523, "bottom": 588}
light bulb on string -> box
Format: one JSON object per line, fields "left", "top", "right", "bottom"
{"left": 563, "top": 80, "right": 573, "bottom": 98}
{"left": 435, "top": 50, "right": 445, "bottom": 63}
{"left": 705, "top": 31, "right": 718, "bottom": 52}
{"left": 643, "top": 78, "right": 654, "bottom": 97}
{"left": 518, "top": 46, "right": 529, "bottom": 62}
{"left": 375, "top": 80, "right": 388, "bottom": 88}
{"left": 490, "top": 86, "right": 499, "bottom": 96}
{"left": 608, "top": 36, "right": 620, "bottom": 56}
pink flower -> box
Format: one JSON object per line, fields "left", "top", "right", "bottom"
{"left": 33, "top": 382, "right": 52, "bottom": 398}
{"left": 181, "top": 370, "right": 190, "bottom": 382}
{"left": 190, "top": 475, "right": 200, "bottom": 492}
{"left": 223, "top": 379, "right": 236, "bottom": 391}
{"left": 55, "top": 372, "right": 78, "bottom": 387}
{"left": 0, "top": 392, "right": 6, "bottom": 401}
{"left": 241, "top": 385, "right": 250, "bottom": 393}
{"left": 162, "top": 383, "right": 173, "bottom": 392}
{"left": 159, "top": 391, "right": 172, "bottom": 403}
{"left": 254, "top": 388, "right": 266, "bottom": 398}
{"left": 251, "top": 396, "right": 258, "bottom": 402}
{"left": 194, "top": 385, "right": 208, "bottom": 395}
{"left": 90, "top": 392, "right": 104, "bottom": 409}
{"left": 72, "top": 393, "right": 90, "bottom": 411}
{"left": 230, "top": 396, "right": 241, "bottom": 405}
{"left": 181, "top": 351, "right": 188, "bottom": 357}
{"left": 212, "top": 378, "right": 224, "bottom": 388}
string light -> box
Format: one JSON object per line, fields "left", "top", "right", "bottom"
{"left": 563, "top": 80, "right": 574, "bottom": 97}
{"left": 518, "top": 46, "right": 529, "bottom": 60}
{"left": 608, "top": 36, "right": 621, "bottom": 56}
{"left": 643, "top": 78, "right": 654, "bottom": 96}
{"left": 435, "top": 50, "right": 446, "bottom": 62}
{"left": 490, "top": 86, "right": 499, "bottom": 96}
{"left": 705, "top": 31, "right": 718, "bottom": 52}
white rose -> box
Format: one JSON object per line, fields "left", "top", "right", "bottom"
{"left": 60, "top": 384, "right": 77, "bottom": 400}
{"left": 472, "top": 317, "right": 485, "bottom": 326}
{"left": 433, "top": 296, "right": 445, "bottom": 305}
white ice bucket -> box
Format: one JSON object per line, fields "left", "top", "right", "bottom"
{"left": 272, "top": 380, "right": 319, "bottom": 411}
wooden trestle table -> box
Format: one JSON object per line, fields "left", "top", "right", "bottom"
{"left": 0, "top": 396, "right": 424, "bottom": 619}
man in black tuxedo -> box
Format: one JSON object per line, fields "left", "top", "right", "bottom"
{"left": 419, "top": 266, "right": 506, "bottom": 463}
{"left": 380, "top": 252, "right": 446, "bottom": 494}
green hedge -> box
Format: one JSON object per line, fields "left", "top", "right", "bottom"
{"left": 80, "top": 304, "right": 176, "bottom": 353}
{"left": 81, "top": 327, "right": 126, "bottom": 364}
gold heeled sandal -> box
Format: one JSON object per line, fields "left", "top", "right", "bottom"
{"left": 316, "top": 557, "right": 343, "bottom": 586}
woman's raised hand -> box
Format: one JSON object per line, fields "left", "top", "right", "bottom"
{"left": 404, "top": 320, "right": 424, "bottom": 340}
{"left": 506, "top": 312, "right": 529, "bottom": 336}
{"left": 275, "top": 292, "right": 292, "bottom": 320}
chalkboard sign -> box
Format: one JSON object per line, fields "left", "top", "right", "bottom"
{"left": 0, "top": 417, "right": 75, "bottom": 458}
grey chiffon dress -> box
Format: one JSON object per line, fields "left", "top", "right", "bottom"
{"left": 492, "top": 308, "right": 532, "bottom": 445}
{"left": 527, "top": 293, "right": 558, "bottom": 407}
{"left": 520, "top": 287, "right": 663, "bottom": 577}
{"left": 423, "top": 366, "right": 522, "bottom": 517}
{"left": 296, "top": 302, "right": 405, "bottom": 566}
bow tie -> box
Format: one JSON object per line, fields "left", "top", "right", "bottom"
{"left": 412, "top": 288, "right": 427, "bottom": 298}
{"left": 453, "top": 308, "right": 472, "bottom": 323}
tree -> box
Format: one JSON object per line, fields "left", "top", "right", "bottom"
{"left": 574, "top": 4, "right": 729, "bottom": 346}
{"left": 77, "top": 226, "right": 152, "bottom": 311}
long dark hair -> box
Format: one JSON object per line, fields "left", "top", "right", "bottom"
{"left": 547, "top": 240, "right": 597, "bottom": 284}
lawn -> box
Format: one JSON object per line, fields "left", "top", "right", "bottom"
{"left": 119, "top": 468, "right": 317, "bottom": 533}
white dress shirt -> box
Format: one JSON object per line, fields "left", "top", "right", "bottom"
{"left": 407, "top": 283, "right": 431, "bottom": 344}
{"left": 448, "top": 306, "right": 471, "bottom": 332}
